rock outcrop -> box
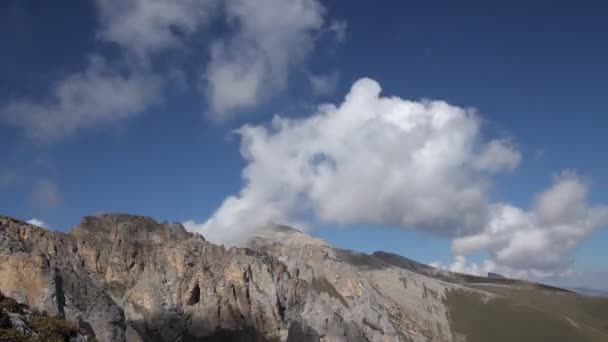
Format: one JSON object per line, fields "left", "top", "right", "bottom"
{"left": 0, "top": 289, "right": 93, "bottom": 341}
{"left": 1, "top": 214, "right": 607, "bottom": 342}
{"left": 0, "top": 215, "right": 369, "bottom": 341}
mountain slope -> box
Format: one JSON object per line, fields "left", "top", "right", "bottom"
{"left": 248, "top": 225, "right": 608, "bottom": 342}
{"left": 0, "top": 215, "right": 359, "bottom": 341}
{"left": 1, "top": 214, "right": 607, "bottom": 342}
{"left": 569, "top": 287, "right": 608, "bottom": 298}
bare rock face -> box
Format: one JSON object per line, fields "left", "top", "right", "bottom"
{"left": 0, "top": 215, "right": 126, "bottom": 341}
{"left": 247, "top": 225, "right": 459, "bottom": 342}
{"left": 3, "top": 215, "right": 602, "bottom": 342}
{"left": 0, "top": 215, "right": 367, "bottom": 341}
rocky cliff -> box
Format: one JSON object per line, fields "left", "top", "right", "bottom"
{"left": 1, "top": 214, "right": 607, "bottom": 342}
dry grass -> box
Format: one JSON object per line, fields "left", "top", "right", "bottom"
{"left": 444, "top": 287, "right": 608, "bottom": 342}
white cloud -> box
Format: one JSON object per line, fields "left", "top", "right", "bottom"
{"left": 3, "top": 0, "right": 341, "bottom": 139}
{"left": 327, "top": 20, "right": 347, "bottom": 42}
{"left": 30, "top": 179, "right": 62, "bottom": 209}
{"left": 195, "top": 78, "right": 520, "bottom": 245}
{"left": 452, "top": 174, "right": 608, "bottom": 277}
{"left": 473, "top": 139, "right": 521, "bottom": 172}
{"left": 195, "top": 78, "right": 608, "bottom": 277}
{"left": 430, "top": 255, "right": 574, "bottom": 280}
{"left": 26, "top": 218, "right": 48, "bottom": 229}
{"left": 95, "top": 0, "right": 217, "bottom": 60}
{"left": 204, "top": 0, "right": 326, "bottom": 116}
{"left": 309, "top": 71, "right": 339, "bottom": 97}
{"left": 2, "top": 56, "right": 161, "bottom": 141}
{"left": 1, "top": 0, "right": 218, "bottom": 140}
{"left": 430, "top": 256, "right": 496, "bottom": 276}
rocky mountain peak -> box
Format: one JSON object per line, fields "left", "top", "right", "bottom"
{"left": 70, "top": 213, "right": 194, "bottom": 245}
{"left": 1, "top": 214, "right": 607, "bottom": 342}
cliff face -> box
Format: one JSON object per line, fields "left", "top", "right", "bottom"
{"left": 0, "top": 215, "right": 368, "bottom": 341}
{"left": 1, "top": 214, "right": 607, "bottom": 342}
{"left": 247, "top": 225, "right": 458, "bottom": 342}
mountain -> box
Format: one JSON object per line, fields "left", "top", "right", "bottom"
{"left": 487, "top": 272, "right": 506, "bottom": 279}
{"left": 1, "top": 214, "right": 607, "bottom": 342}
{"left": 569, "top": 287, "right": 608, "bottom": 298}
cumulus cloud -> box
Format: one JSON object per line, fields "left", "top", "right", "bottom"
{"left": 26, "top": 218, "right": 48, "bottom": 228}
{"left": 451, "top": 173, "right": 608, "bottom": 277}
{"left": 194, "top": 78, "right": 520, "bottom": 245}
{"left": 2, "top": 56, "right": 161, "bottom": 140}
{"left": 309, "top": 71, "right": 339, "bottom": 97}
{"left": 204, "top": 0, "right": 326, "bottom": 116}
{"left": 193, "top": 78, "right": 608, "bottom": 277}
{"left": 30, "top": 179, "right": 62, "bottom": 209}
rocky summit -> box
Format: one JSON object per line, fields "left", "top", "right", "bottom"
{"left": 1, "top": 214, "right": 607, "bottom": 342}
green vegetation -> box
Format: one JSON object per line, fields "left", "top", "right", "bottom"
{"left": 0, "top": 328, "right": 32, "bottom": 342}
{"left": 469, "top": 285, "right": 608, "bottom": 337}
{"left": 0, "top": 292, "right": 26, "bottom": 315}
{"left": 29, "top": 316, "right": 78, "bottom": 341}
{"left": 0, "top": 316, "right": 80, "bottom": 342}
{"left": 0, "top": 291, "right": 91, "bottom": 342}
{"left": 444, "top": 287, "right": 608, "bottom": 342}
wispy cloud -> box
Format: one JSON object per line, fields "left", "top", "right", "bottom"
{"left": 204, "top": 0, "right": 327, "bottom": 117}
{"left": 2, "top": 56, "right": 161, "bottom": 141}
{"left": 308, "top": 71, "right": 339, "bottom": 97}
{"left": 95, "top": 0, "right": 217, "bottom": 61}
{"left": 327, "top": 20, "right": 347, "bottom": 42}
{"left": 26, "top": 218, "right": 49, "bottom": 228}
{"left": 0, "top": 0, "right": 207, "bottom": 141}
{"left": 30, "top": 179, "right": 62, "bottom": 209}
{"left": 1, "top": 0, "right": 345, "bottom": 140}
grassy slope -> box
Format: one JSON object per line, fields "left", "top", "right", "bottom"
{"left": 444, "top": 286, "right": 608, "bottom": 342}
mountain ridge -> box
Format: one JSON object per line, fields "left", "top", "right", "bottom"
{"left": 1, "top": 213, "right": 607, "bottom": 342}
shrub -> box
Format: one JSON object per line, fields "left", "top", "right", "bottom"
{"left": 0, "top": 293, "right": 26, "bottom": 315}
{"left": 0, "top": 310, "right": 11, "bottom": 329}
{"left": 0, "top": 328, "right": 33, "bottom": 342}
{"left": 29, "top": 316, "right": 78, "bottom": 342}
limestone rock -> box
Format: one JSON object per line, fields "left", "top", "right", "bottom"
{"left": 2, "top": 215, "right": 598, "bottom": 342}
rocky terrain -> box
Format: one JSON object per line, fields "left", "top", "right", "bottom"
{"left": 0, "top": 289, "right": 94, "bottom": 341}
{"left": 1, "top": 214, "right": 607, "bottom": 342}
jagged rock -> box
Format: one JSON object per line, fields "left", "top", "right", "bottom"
{"left": 8, "top": 312, "right": 33, "bottom": 335}
{"left": 2, "top": 214, "right": 606, "bottom": 342}
{"left": 248, "top": 225, "right": 457, "bottom": 341}
{"left": 0, "top": 215, "right": 366, "bottom": 341}
{"left": 487, "top": 272, "right": 506, "bottom": 279}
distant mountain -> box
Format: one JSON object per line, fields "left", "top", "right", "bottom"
{"left": 487, "top": 272, "right": 506, "bottom": 279}
{"left": 569, "top": 287, "right": 608, "bottom": 298}
{"left": 1, "top": 214, "right": 608, "bottom": 342}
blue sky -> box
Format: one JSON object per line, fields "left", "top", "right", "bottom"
{"left": 1, "top": 0, "right": 607, "bottom": 289}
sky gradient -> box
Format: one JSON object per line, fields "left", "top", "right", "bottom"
{"left": 1, "top": 0, "right": 607, "bottom": 290}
